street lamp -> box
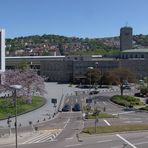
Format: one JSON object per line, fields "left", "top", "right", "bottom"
{"left": 88, "top": 67, "right": 94, "bottom": 89}
{"left": 10, "top": 85, "right": 22, "bottom": 148}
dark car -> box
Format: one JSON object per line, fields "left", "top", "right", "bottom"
{"left": 72, "top": 103, "right": 81, "bottom": 111}
{"left": 122, "top": 85, "right": 131, "bottom": 89}
{"left": 89, "top": 90, "right": 99, "bottom": 95}
{"left": 134, "top": 92, "right": 145, "bottom": 97}
{"left": 62, "top": 104, "right": 71, "bottom": 112}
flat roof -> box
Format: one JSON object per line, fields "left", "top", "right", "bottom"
{"left": 122, "top": 49, "right": 148, "bottom": 53}
{"left": 5, "top": 56, "right": 65, "bottom": 59}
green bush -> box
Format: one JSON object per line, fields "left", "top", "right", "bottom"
{"left": 140, "top": 87, "right": 148, "bottom": 94}
{"left": 111, "top": 95, "right": 142, "bottom": 107}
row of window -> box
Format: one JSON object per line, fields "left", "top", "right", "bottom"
{"left": 120, "top": 54, "right": 145, "bottom": 59}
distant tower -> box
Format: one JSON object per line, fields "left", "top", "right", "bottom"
{"left": 120, "top": 26, "right": 133, "bottom": 50}
{"left": 0, "top": 29, "right": 5, "bottom": 84}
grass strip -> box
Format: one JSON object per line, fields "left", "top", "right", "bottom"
{"left": 0, "top": 96, "right": 45, "bottom": 119}
{"left": 82, "top": 124, "right": 148, "bottom": 134}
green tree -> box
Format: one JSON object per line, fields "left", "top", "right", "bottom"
{"left": 85, "top": 68, "right": 101, "bottom": 85}
{"left": 105, "top": 68, "right": 135, "bottom": 96}
{"left": 17, "top": 60, "right": 29, "bottom": 71}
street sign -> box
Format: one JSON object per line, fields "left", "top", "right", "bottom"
{"left": 86, "top": 98, "right": 92, "bottom": 103}
{"left": 51, "top": 98, "right": 57, "bottom": 104}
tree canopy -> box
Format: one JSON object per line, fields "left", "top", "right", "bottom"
{"left": 0, "top": 69, "right": 45, "bottom": 103}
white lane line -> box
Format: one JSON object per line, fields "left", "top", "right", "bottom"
{"left": 64, "top": 118, "right": 70, "bottom": 129}
{"left": 65, "top": 137, "right": 74, "bottom": 140}
{"left": 65, "top": 144, "right": 82, "bottom": 147}
{"left": 104, "top": 119, "right": 111, "bottom": 126}
{"left": 116, "top": 134, "right": 137, "bottom": 148}
{"left": 96, "top": 139, "right": 112, "bottom": 143}
{"left": 118, "top": 111, "right": 135, "bottom": 115}
{"left": 23, "top": 133, "right": 53, "bottom": 144}
{"left": 124, "top": 121, "right": 142, "bottom": 123}
{"left": 103, "top": 101, "right": 107, "bottom": 105}
{"left": 22, "top": 133, "right": 51, "bottom": 144}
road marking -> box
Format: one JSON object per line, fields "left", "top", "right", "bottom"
{"left": 22, "top": 133, "right": 53, "bottom": 144}
{"left": 64, "top": 118, "right": 70, "bottom": 129}
{"left": 65, "top": 144, "right": 82, "bottom": 147}
{"left": 103, "top": 101, "right": 107, "bottom": 105}
{"left": 21, "top": 129, "right": 62, "bottom": 144}
{"left": 65, "top": 137, "right": 74, "bottom": 140}
{"left": 96, "top": 139, "right": 112, "bottom": 143}
{"left": 118, "top": 111, "right": 135, "bottom": 115}
{"left": 116, "top": 134, "right": 137, "bottom": 148}
{"left": 104, "top": 119, "right": 111, "bottom": 126}
{"left": 124, "top": 121, "right": 142, "bottom": 123}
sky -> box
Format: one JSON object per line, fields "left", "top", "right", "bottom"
{"left": 0, "top": 0, "right": 148, "bottom": 39}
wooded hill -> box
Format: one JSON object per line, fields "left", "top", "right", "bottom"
{"left": 5, "top": 34, "right": 148, "bottom": 56}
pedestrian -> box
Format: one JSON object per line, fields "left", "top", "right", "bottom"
{"left": 103, "top": 106, "right": 106, "bottom": 112}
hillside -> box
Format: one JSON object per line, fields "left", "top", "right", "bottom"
{"left": 5, "top": 34, "right": 148, "bottom": 56}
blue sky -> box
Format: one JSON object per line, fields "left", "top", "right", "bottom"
{"left": 0, "top": 0, "right": 148, "bottom": 38}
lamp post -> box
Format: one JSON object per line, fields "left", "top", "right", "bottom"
{"left": 88, "top": 67, "right": 94, "bottom": 90}
{"left": 10, "top": 85, "right": 22, "bottom": 148}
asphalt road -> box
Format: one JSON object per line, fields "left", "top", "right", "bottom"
{"left": 1, "top": 85, "right": 148, "bottom": 148}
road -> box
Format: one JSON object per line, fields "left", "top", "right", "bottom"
{"left": 1, "top": 85, "right": 148, "bottom": 148}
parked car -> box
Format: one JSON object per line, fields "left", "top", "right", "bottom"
{"left": 89, "top": 90, "right": 99, "bottom": 95}
{"left": 122, "top": 85, "right": 131, "bottom": 89}
{"left": 62, "top": 104, "right": 71, "bottom": 112}
{"left": 134, "top": 92, "right": 145, "bottom": 97}
{"left": 72, "top": 103, "right": 81, "bottom": 111}
{"left": 145, "top": 99, "right": 148, "bottom": 104}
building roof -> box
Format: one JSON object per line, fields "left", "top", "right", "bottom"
{"left": 5, "top": 56, "right": 65, "bottom": 59}
{"left": 122, "top": 49, "right": 148, "bottom": 53}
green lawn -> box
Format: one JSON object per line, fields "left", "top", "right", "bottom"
{"left": 0, "top": 96, "right": 45, "bottom": 119}
{"left": 83, "top": 124, "right": 148, "bottom": 134}
{"left": 111, "top": 95, "right": 143, "bottom": 107}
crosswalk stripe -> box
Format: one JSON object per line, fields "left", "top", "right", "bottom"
{"left": 21, "top": 129, "right": 62, "bottom": 144}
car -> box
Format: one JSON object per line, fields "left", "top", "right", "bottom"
{"left": 72, "top": 103, "right": 81, "bottom": 111}
{"left": 134, "top": 92, "right": 145, "bottom": 97}
{"left": 89, "top": 90, "right": 99, "bottom": 95}
{"left": 122, "top": 85, "right": 131, "bottom": 89}
{"left": 62, "top": 104, "right": 71, "bottom": 112}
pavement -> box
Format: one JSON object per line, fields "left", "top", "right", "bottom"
{"left": 0, "top": 84, "right": 136, "bottom": 129}
{"left": 0, "top": 83, "right": 145, "bottom": 148}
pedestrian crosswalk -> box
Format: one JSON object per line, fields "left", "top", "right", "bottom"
{"left": 21, "top": 129, "right": 62, "bottom": 144}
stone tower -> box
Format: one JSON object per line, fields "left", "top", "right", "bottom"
{"left": 120, "top": 26, "right": 133, "bottom": 50}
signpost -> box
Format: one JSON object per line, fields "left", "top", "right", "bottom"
{"left": 51, "top": 98, "right": 57, "bottom": 117}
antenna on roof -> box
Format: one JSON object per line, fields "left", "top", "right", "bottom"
{"left": 125, "top": 21, "right": 128, "bottom": 27}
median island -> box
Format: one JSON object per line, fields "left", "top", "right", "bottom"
{"left": 83, "top": 124, "right": 148, "bottom": 134}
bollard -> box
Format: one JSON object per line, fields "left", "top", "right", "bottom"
{"left": 123, "top": 143, "right": 127, "bottom": 148}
